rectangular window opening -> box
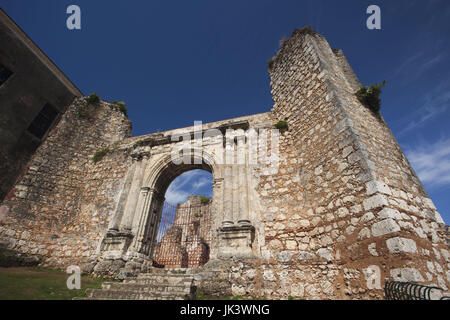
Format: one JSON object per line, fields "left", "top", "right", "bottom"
{"left": 0, "top": 63, "right": 13, "bottom": 86}
{"left": 27, "top": 103, "right": 59, "bottom": 139}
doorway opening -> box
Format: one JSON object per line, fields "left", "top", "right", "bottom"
{"left": 151, "top": 169, "right": 213, "bottom": 268}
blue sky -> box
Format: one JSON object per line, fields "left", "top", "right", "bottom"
{"left": 165, "top": 170, "right": 212, "bottom": 205}
{"left": 1, "top": 1, "right": 450, "bottom": 223}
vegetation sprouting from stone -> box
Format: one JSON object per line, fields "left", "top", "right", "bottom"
{"left": 355, "top": 81, "right": 386, "bottom": 113}
{"left": 112, "top": 101, "right": 128, "bottom": 117}
{"left": 92, "top": 147, "right": 109, "bottom": 163}
{"left": 268, "top": 57, "right": 275, "bottom": 70}
{"left": 274, "top": 120, "right": 289, "bottom": 131}
{"left": 133, "top": 139, "right": 148, "bottom": 148}
{"left": 200, "top": 196, "right": 211, "bottom": 204}
{"left": 86, "top": 93, "right": 100, "bottom": 105}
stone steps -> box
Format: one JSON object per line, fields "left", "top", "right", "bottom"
{"left": 101, "top": 282, "right": 192, "bottom": 294}
{"left": 77, "top": 268, "right": 196, "bottom": 300}
{"left": 85, "top": 289, "right": 190, "bottom": 300}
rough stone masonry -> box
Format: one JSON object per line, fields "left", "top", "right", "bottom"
{"left": 0, "top": 26, "right": 449, "bottom": 300}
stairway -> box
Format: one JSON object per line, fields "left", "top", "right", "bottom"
{"left": 76, "top": 268, "right": 196, "bottom": 300}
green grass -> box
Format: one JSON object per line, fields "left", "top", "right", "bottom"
{"left": 0, "top": 267, "right": 105, "bottom": 300}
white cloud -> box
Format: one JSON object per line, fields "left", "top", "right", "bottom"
{"left": 405, "top": 138, "right": 450, "bottom": 188}
{"left": 165, "top": 188, "right": 189, "bottom": 204}
{"left": 192, "top": 177, "right": 210, "bottom": 189}
{"left": 398, "top": 84, "right": 450, "bottom": 136}
{"left": 164, "top": 169, "right": 212, "bottom": 205}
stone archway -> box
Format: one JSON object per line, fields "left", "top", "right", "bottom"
{"left": 131, "top": 152, "right": 216, "bottom": 264}
{"left": 94, "top": 123, "right": 258, "bottom": 277}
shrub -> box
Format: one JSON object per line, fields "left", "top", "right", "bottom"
{"left": 268, "top": 57, "right": 275, "bottom": 70}
{"left": 200, "top": 196, "right": 211, "bottom": 204}
{"left": 92, "top": 147, "right": 109, "bottom": 163}
{"left": 274, "top": 120, "right": 289, "bottom": 131}
{"left": 112, "top": 101, "right": 128, "bottom": 117}
{"left": 86, "top": 93, "right": 100, "bottom": 105}
{"left": 355, "top": 81, "right": 386, "bottom": 113}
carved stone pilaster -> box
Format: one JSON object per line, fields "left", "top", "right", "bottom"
{"left": 217, "top": 224, "right": 255, "bottom": 259}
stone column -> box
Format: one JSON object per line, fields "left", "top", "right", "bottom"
{"left": 237, "top": 134, "right": 250, "bottom": 225}
{"left": 108, "top": 161, "right": 136, "bottom": 231}
{"left": 217, "top": 131, "right": 255, "bottom": 259}
{"left": 129, "top": 186, "right": 153, "bottom": 253}
{"left": 120, "top": 158, "right": 146, "bottom": 231}
{"left": 146, "top": 196, "right": 164, "bottom": 258}
{"left": 232, "top": 163, "right": 239, "bottom": 223}
{"left": 222, "top": 133, "right": 234, "bottom": 226}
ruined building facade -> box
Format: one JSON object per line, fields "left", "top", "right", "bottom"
{"left": 0, "top": 23, "right": 449, "bottom": 299}
{"left": 0, "top": 9, "right": 82, "bottom": 201}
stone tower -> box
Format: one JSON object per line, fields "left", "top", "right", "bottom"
{"left": 256, "top": 26, "right": 449, "bottom": 298}
{"left": 0, "top": 26, "right": 448, "bottom": 300}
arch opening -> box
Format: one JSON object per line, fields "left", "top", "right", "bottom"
{"left": 144, "top": 158, "right": 215, "bottom": 269}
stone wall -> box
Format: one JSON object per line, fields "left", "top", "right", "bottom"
{"left": 225, "top": 26, "right": 449, "bottom": 300}
{"left": 0, "top": 9, "right": 82, "bottom": 201}
{"left": 0, "top": 98, "right": 132, "bottom": 271}
{"left": 0, "top": 25, "right": 448, "bottom": 300}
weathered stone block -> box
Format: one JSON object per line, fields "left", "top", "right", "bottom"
{"left": 390, "top": 268, "right": 424, "bottom": 282}
{"left": 377, "top": 208, "right": 403, "bottom": 220}
{"left": 366, "top": 180, "right": 392, "bottom": 196}
{"left": 316, "top": 248, "right": 333, "bottom": 262}
{"left": 276, "top": 251, "right": 293, "bottom": 263}
{"left": 386, "top": 237, "right": 417, "bottom": 254}
{"left": 371, "top": 219, "right": 400, "bottom": 237}
{"left": 298, "top": 251, "right": 316, "bottom": 262}
{"left": 363, "top": 194, "right": 388, "bottom": 211}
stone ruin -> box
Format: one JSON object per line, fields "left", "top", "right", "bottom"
{"left": 0, "top": 26, "right": 449, "bottom": 299}
{"left": 152, "top": 196, "right": 211, "bottom": 268}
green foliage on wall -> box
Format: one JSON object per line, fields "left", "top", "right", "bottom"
{"left": 200, "top": 196, "right": 211, "bottom": 204}
{"left": 92, "top": 147, "right": 109, "bottom": 163}
{"left": 112, "top": 101, "right": 128, "bottom": 117}
{"left": 274, "top": 120, "right": 289, "bottom": 131}
{"left": 86, "top": 93, "right": 100, "bottom": 105}
{"left": 355, "top": 81, "right": 386, "bottom": 113}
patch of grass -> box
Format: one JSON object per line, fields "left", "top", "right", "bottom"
{"left": 355, "top": 81, "right": 386, "bottom": 113}
{"left": 86, "top": 93, "right": 100, "bottom": 105}
{"left": 92, "top": 147, "right": 109, "bottom": 163}
{"left": 0, "top": 266, "right": 105, "bottom": 300}
{"left": 112, "top": 101, "right": 128, "bottom": 117}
